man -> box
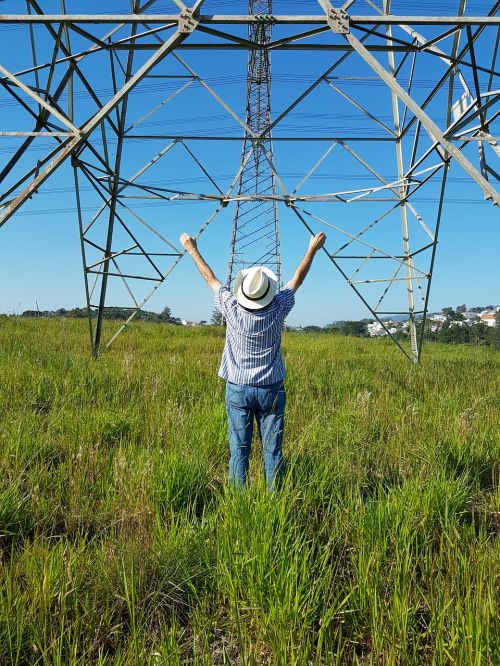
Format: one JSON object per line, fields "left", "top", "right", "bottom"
{"left": 179, "top": 231, "right": 327, "bottom": 488}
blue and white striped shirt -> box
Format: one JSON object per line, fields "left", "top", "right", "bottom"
{"left": 214, "top": 283, "right": 295, "bottom": 386}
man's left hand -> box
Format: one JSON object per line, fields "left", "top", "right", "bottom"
{"left": 180, "top": 233, "right": 197, "bottom": 254}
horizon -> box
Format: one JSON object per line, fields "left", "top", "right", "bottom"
{"left": 4, "top": 300, "right": 499, "bottom": 325}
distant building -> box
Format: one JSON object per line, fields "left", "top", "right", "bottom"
{"left": 367, "top": 320, "right": 400, "bottom": 337}
{"left": 428, "top": 313, "right": 447, "bottom": 323}
{"left": 367, "top": 321, "right": 385, "bottom": 337}
{"left": 479, "top": 309, "right": 499, "bottom": 327}
{"left": 462, "top": 311, "right": 480, "bottom": 322}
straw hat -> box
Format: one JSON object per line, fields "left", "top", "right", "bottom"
{"left": 233, "top": 266, "right": 278, "bottom": 310}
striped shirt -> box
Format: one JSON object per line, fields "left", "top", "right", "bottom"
{"left": 214, "top": 283, "right": 295, "bottom": 386}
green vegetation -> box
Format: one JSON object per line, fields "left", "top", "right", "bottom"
{"left": 18, "top": 305, "right": 181, "bottom": 325}
{"left": 409, "top": 320, "right": 500, "bottom": 347}
{"left": 0, "top": 317, "right": 498, "bottom": 665}
{"left": 298, "top": 320, "right": 500, "bottom": 348}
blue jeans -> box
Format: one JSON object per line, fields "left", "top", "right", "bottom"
{"left": 225, "top": 380, "right": 286, "bottom": 489}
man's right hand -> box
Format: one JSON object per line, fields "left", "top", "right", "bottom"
{"left": 180, "top": 232, "right": 197, "bottom": 254}
{"left": 308, "top": 232, "right": 326, "bottom": 254}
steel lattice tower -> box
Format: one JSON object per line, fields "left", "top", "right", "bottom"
{"left": 226, "top": 1, "right": 281, "bottom": 289}
{"left": 0, "top": 2, "right": 498, "bottom": 361}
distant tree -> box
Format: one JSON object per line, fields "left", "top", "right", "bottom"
{"left": 159, "top": 306, "right": 172, "bottom": 321}
{"left": 468, "top": 306, "right": 494, "bottom": 313}
{"left": 470, "top": 322, "right": 488, "bottom": 345}
{"left": 437, "top": 322, "right": 453, "bottom": 343}
{"left": 103, "top": 307, "right": 127, "bottom": 320}
{"left": 486, "top": 323, "right": 500, "bottom": 349}
{"left": 456, "top": 304, "right": 467, "bottom": 314}
{"left": 442, "top": 307, "right": 455, "bottom": 320}
{"left": 68, "top": 307, "right": 87, "bottom": 318}
{"left": 211, "top": 309, "right": 223, "bottom": 326}
{"left": 302, "top": 325, "right": 323, "bottom": 333}
{"left": 338, "top": 320, "right": 369, "bottom": 337}
{"left": 158, "top": 306, "right": 181, "bottom": 324}
{"left": 324, "top": 323, "right": 341, "bottom": 334}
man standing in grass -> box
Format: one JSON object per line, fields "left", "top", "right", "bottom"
{"left": 180, "top": 231, "right": 326, "bottom": 488}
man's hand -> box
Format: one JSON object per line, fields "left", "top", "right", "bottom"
{"left": 180, "top": 232, "right": 197, "bottom": 254}
{"left": 308, "top": 232, "right": 326, "bottom": 254}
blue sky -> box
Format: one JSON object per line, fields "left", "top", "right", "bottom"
{"left": 0, "top": 0, "right": 498, "bottom": 326}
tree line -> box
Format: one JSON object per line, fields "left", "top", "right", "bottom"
{"left": 15, "top": 304, "right": 500, "bottom": 348}
{"left": 18, "top": 306, "right": 181, "bottom": 325}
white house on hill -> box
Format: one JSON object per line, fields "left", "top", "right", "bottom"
{"left": 479, "top": 309, "right": 499, "bottom": 327}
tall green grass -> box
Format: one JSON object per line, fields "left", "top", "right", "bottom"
{"left": 0, "top": 317, "right": 498, "bottom": 664}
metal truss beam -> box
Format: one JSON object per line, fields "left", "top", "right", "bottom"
{"left": 1, "top": 15, "right": 499, "bottom": 26}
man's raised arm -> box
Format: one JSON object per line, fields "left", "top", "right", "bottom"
{"left": 180, "top": 233, "right": 221, "bottom": 292}
{"left": 288, "top": 232, "right": 326, "bottom": 292}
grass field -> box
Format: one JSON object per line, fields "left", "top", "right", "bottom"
{"left": 0, "top": 317, "right": 499, "bottom": 665}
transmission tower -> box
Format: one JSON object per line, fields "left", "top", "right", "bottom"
{"left": 0, "top": 1, "right": 498, "bottom": 361}
{"left": 226, "top": 1, "right": 281, "bottom": 289}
